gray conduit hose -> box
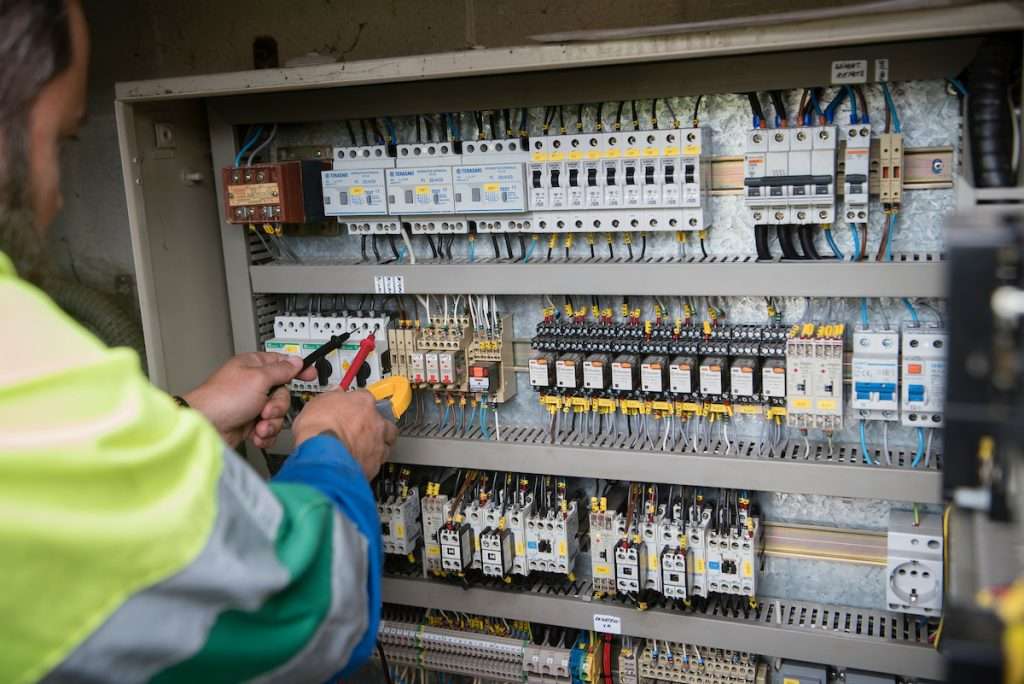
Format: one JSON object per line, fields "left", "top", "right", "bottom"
{"left": 48, "top": 280, "right": 148, "bottom": 374}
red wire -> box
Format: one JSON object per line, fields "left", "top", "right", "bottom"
{"left": 603, "top": 634, "right": 613, "bottom": 684}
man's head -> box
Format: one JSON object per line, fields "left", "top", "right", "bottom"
{"left": 0, "top": 0, "right": 89, "bottom": 281}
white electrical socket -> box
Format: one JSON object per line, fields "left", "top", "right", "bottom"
{"left": 886, "top": 509, "right": 943, "bottom": 616}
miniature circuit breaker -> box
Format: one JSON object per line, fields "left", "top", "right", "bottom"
{"left": 842, "top": 123, "right": 871, "bottom": 224}
{"left": 223, "top": 160, "right": 330, "bottom": 224}
{"left": 744, "top": 125, "right": 837, "bottom": 225}
{"left": 851, "top": 329, "right": 900, "bottom": 421}
{"left": 901, "top": 327, "right": 947, "bottom": 427}
{"left": 785, "top": 324, "right": 844, "bottom": 430}
{"left": 527, "top": 127, "right": 709, "bottom": 234}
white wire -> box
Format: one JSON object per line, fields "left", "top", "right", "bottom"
{"left": 491, "top": 295, "right": 499, "bottom": 328}
{"left": 883, "top": 421, "right": 892, "bottom": 465}
{"left": 925, "top": 427, "right": 934, "bottom": 467}
{"left": 453, "top": 295, "right": 462, "bottom": 322}
{"left": 724, "top": 421, "right": 732, "bottom": 455}
{"left": 246, "top": 123, "right": 278, "bottom": 166}
{"left": 443, "top": 295, "right": 449, "bottom": 324}
{"left": 802, "top": 434, "right": 810, "bottom": 459}
{"left": 468, "top": 295, "right": 477, "bottom": 328}
{"left": 400, "top": 227, "right": 417, "bottom": 264}
{"left": 494, "top": 406, "right": 502, "bottom": 441}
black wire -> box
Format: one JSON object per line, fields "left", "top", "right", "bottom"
{"left": 360, "top": 119, "right": 370, "bottom": 146}
{"left": 596, "top": 102, "right": 605, "bottom": 131}
{"left": 519, "top": 107, "right": 528, "bottom": 136}
{"left": 504, "top": 233, "right": 515, "bottom": 260}
{"left": 378, "top": 641, "right": 395, "bottom": 684}
{"left": 630, "top": 100, "right": 638, "bottom": 129}
{"left": 691, "top": 95, "right": 704, "bottom": 125}
{"left": 651, "top": 98, "right": 659, "bottom": 129}
{"left": 518, "top": 235, "right": 527, "bottom": 261}
{"left": 490, "top": 110, "right": 499, "bottom": 138}
{"left": 769, "top": 91, "right": 787, "bottom": 125}
{"left": 446, "top": 234, "right": 456, "bottom": 260}
{"left": 491, "top": 234, "right": 501, "bottom": 260}
{"left": 699, "top": 237, "right": 708, "bottom": 259}
{"left": 426, "top": 234, "right": 438, "bottom": 259}
{"left": 345, "top": 120, "right": 357, "bottom": 146}
{"left": 475, "top": 111, "right": 485, "bottom": 138}
{"left": 416, "top": 115, "right": 422, "bottom": 143}
{"left": 371, "top": 118, "right": 384, "bottom": 145}
{"left": 746, "top": 93, "right": 766, "bottom": 122}
{"left": 504, "top": 109, "right": 512, "bottom": 138}
{"left": 615, "top": 101, "right": 625, "bottom": 130}
{"left": 547, "top": 246, "right": 553, "bottom": 261}
{"left": 590, "top": 243, "right": 596, "bottom": 259}
{"left": 557, "top": 106, "right": 565, "bottom": 133}
{"left": 387, "top": 234, "right": 400, "bottom": 262}
{"left": 776, "top": 225, "right": 801, "bottom": 259}
{"left": 754, "top": 225, "right": 772, "bottom": 261}
{"left": 640, "top": 234, "right": 647, "bottom": 260}
{"left": 627, "top": 242, "right": 634, "bottom": 261}
{"left": 608, "top": 241, "right": 614, "bottom": 259}
{"left": 360, "top": 235, "right": 368, "bottom": 262}
{"left": 423, "top": 115, "right": 434, "bottom": 142}
{"left": 371, "top": 235, "right": 382, "bottom": 263}
{"left": 798, "top": 225, "right": 820, "bottom": 260}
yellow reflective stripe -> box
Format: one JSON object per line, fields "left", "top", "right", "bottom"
{"left": 0, "top": 266, "right": 223, "bottom": 684}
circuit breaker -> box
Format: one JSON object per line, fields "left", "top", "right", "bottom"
{"left": 744, "top": 126, "right": 837, "bottom": 225}
{"left": 786, "top": 324, "right": 844, "bottom": 430}
{"left": 338, "top": 314, "right": 391, "bottom": 389}
{"left": 322, "top": 144, "right": 394, "bottom": 232}
{"left": 901, "top": 328, "right": 947, "bottom": 427}
{"left": 851, "top": 330, "right": 900, "bottom": 420}
{"left": 843, "top": 124, "right": 871, "bottom": 224}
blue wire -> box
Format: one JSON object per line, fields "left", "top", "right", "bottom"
{"left": 233, "top": 125, "right": 264, "bottom": 166}
{"left": 860, "top": 298, "right": 870, "bottom": 328}
{"left": 469, "top": 240, "right": 476, "bottom": 262}
{"left": 479, "top": 404, "right": 492, "bottom": 439}
{"left": 442, "top": 405, "right": 450, "bottom": 425}
{"left": 825, "top": 228, "right": 844, "bottom": 259}
{"left": 881, "top": 82, "right": 902, "bottom": 133}
{"left": 886, "top": 213, "right": 896, "bottom": 261}
{"left": 846, "top": 85, "right": 859, "bottom": 124}
{"left": 752, "top": 114, "right": 761, "bottom": 129}
{"left": 824, "top": 87, "right": 848, "bottom": 124}
{"left": 449, "top": 113, "right": 460, "bottom": 140}
{"left": 524, "top": 239, "right": 536, "bottom": 263}
{"left": 912, "top": 427, "right": 926, "bottom": 467}
{"left": 849, "top": 222, "right": 861, "bottom": 261}
{"left": 948, "top": 78, "right": 968, "bottom": 97}
{"left": 859, "top": 421, "right": 874, "bottom": 465}
{"left": 810, "top": 90, "right": 824, "bottom": 120}
{"left": 902, "top": 297, "right": 920, "bottom": 325}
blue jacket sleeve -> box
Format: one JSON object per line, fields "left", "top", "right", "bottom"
{"left": 272, "top": 434, "right": 381, "bottom": 677}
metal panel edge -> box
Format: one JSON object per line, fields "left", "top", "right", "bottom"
{"left": 115, "top": 100, "right": 166, "bottom": 387}
{"left": 250, "top": 261, "right": 946, "bottom": 298}
{"left": 389, "top": 436, "right": 941, "bottom": 503}
{"left": 381, "top": 578, "right": 945, "bottom": 680}
{"left": 115, "top": 3, "right": 1023, "bottom": 102}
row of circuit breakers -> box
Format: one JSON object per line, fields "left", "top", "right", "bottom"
{"left": 264, "top": 312, "right": 516, "bottom": 401}
{"left": 221, "top": 123, "right": 897, "bottom": 233}
{"left": 380, "top": 478, "right": 763, "bottom": 603}
{"left": 529, "top": 321, "right": 946, "bottom": 429}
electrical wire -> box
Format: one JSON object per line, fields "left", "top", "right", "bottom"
{"left": 401, "top": 227, "right": 416, "bottom": 264}
{"left": 848, "top": 223, "right": 861, "bottom": 261}
{"left": 233, "top": 125, "right": 264, "bottom": 166}
{"left": 824, "top": 227, "right": 844, "bottom": 259}
{"left": 912, "top": 427, "right": 926, "bottom": 467}
{"left": 881, "top": 82, "right": 902, "bottom": 133}
{"left": 902, "top": 297, "right": 920, "bottom": 325}
{"left": 859, "top": 420, "right": 875, "bottom": 465}
{"left": 246, "top": 124, "right": 278, "bottom": 166}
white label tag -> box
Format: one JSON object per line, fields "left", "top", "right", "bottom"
{"left": 875, "top": 58, "right": 890, "bottom": 83}
{"left": 831, "top": 59, "right": 868, "bottom": 84}
{"left": 373, "top": 275, "right": 405, "bottom": 294}
{"left": 592, "top": 613, "right": 622, "bottom": 635}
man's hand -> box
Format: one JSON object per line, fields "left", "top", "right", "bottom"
{"left": 184, "top": 352, "right": 316, "bottom": 449}
{"left": 292, "top": 390, "right": 398, "bottom": 480}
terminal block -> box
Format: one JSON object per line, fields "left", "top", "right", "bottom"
{"left": 524, "top": 644, "right": 572, "bottom": 683}
{"left": 842, "top": 124, "right": 871, "bottom": 224}
{"left": 223, "top": 160, "right": 329, "bottom": 224}
{"left": 851, "top": 329, "right": 900, "bottom": 421}
{"left": 886, "top": 509, "right": 942, "bottom": 616}
{"left": 901, "top": 327, "right": 946, "bottom": 427}
{"left": 878, "top": 133, "right": 904, "bottom": 208}
{"left": 639, "top": 642, "right": 763, "bottom": 683}
{"left": 744, "top": 126, "right": 837, "bottom": 225}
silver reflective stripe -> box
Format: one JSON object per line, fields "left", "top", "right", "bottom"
{"left": 41, "top": 450, "right": 288, "bottom": 684}
{"left": 252, "top": 509, "right": 370, "bottom": 684}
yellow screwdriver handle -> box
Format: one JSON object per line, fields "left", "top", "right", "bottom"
{"left": 367, "top": 376, "right": 413, "bottom": 421}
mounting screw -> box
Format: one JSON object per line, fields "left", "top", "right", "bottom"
{"left": 931, "top": 158, "right": 944, "bottom": 175}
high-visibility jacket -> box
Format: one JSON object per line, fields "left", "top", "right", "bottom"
{"left": 0, "top": 251, "right": 381, "bottom": 684}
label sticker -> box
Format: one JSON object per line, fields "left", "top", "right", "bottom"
{"left": 227, "top": 183, "right": 280, "bottom": 206}
{"left": 592, "top": 613, "right": 622, "bottom": 635}
{"left": 831, "top": 59, "right": 868, "bottom": 84}
{"left": 374, "top": 275, "right": 405, "bottom": 294}
{"left": 875, "top": 58, "right": 890, "bottom": 83}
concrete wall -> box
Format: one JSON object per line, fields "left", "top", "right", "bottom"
{"left": 52, "top": 0, "right": 878, "bottom": 296}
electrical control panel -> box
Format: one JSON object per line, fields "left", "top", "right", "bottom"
{"left": 901, "top": 327, "right": 947, "bottom": 427}
{"left": 744, "top": 125, "right": 837, "bottom": 225}
{"left": 223, "top": 160, "right": 330, "bottom": 224}
{"left": 852, "top": 329, "right": 900, "bottom": 421}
